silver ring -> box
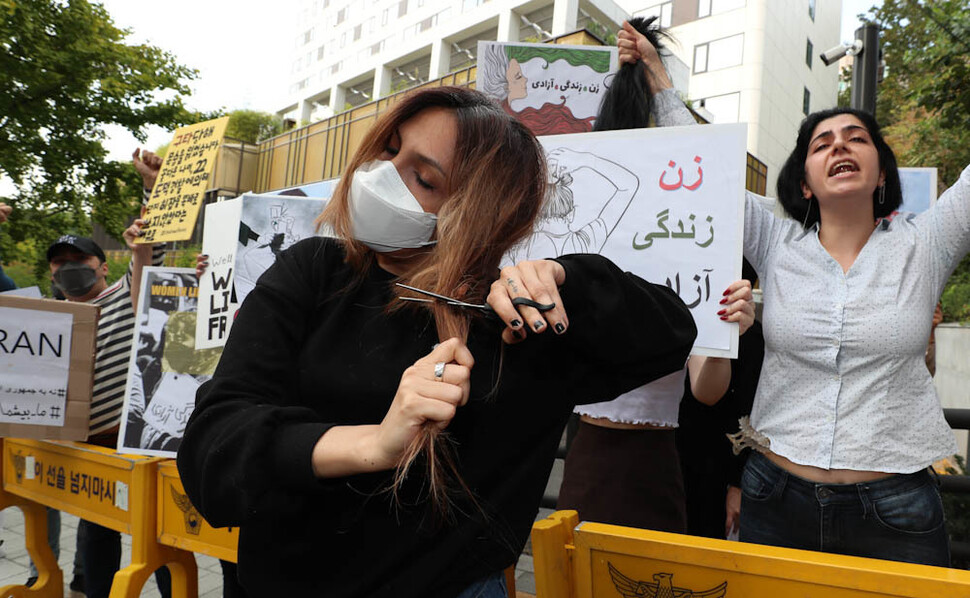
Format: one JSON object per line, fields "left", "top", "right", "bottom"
{"left": 434, "top": 361, "right": 446, "bottom": 381}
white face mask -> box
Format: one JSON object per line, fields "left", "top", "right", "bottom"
{"left": 348, "top": 160, "right": 439, "bottom": 253}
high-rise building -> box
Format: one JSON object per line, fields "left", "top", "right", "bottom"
{"left": 279, "top": 0, "right": 630, "bottom": 123}
{"left": 632, "top": 0, "right": 842, "bottom": 193}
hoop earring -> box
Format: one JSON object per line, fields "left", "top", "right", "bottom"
{"left": 878, "top": 184, "right": 886, "bottom": 205}
{"left": 802, "top": 196, "right": 813, "bottom": 229}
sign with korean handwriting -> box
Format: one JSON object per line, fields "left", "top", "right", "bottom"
{"left": 477, "top": 41, "right": 617, "bottom": 136}
{"left": 0, "top": 307, "right": 73, "bottom": 425}
{"left": 508, "top": 123, "right": 747, "bottom": 357}
{"left": 139, "top": 116, "right": 231, "bottom": 243}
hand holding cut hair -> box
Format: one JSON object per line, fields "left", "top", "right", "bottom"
{"left": 718, "top": 279, "right": 755, "bottom": 336}
{"left": 371, "top": 338, "right": 474, "bottom": 469}
{"left": 488, "top": 260, "right": 567, "bottom": 344}
{"left": 617, "top": 20, "right": 672, "bottom": 95}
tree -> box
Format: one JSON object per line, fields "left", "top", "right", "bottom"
{"left": 869, "top": 0, "right": 970, "bottom": 187}
{"left": 225, "top": 109, "right": 284, "bottom": 144}
{"left": 866, "top": 0, "right": 970, "bottom": 321}
{"left": 0, "top": 0, "right": 199, "bottom": 275}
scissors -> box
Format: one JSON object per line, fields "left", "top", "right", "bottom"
{"left": 396, "top": 283, "right": 555, "bottom": 321}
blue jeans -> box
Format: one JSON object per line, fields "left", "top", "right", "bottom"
{"left": 455, "top": 571, "right": 507, "bottom": 598}
{"left": 739, "top": 451, "right": 950, "bottom": 567}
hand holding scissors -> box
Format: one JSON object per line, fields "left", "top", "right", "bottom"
{"left": 398, "top": 259, "right": 568, "bottom": 344}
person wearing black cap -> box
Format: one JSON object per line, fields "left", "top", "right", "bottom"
{"left": 42, "top": 149, "right": 172, "bottom": 598}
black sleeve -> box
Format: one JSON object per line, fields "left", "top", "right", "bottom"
{"left": 177, "top": 238, "right": 340, "bottom": 527}
{"left": 548, "top": 253, "right": 698, "bottom": 405}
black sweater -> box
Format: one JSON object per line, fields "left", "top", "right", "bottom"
{"left": 177, "top": 237, "right": 696, "bottom": 597}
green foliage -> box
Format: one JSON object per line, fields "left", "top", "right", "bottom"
{"left": 941, "top": 255, "right": 970, "bottom": 322}
{"left": 0, "top": 0, "right": 201, "bottom": 275}
{"left": 938, "top": 454, "right": 970, "bottom": 569}
{"left": 225, "top": 109, "right": 284, "bottom": 144}
{"left": 870, "top": 0, "right": 970, "bottom": 188}
{"left": 863, "top": 0, "right": 970, "bottom": 322}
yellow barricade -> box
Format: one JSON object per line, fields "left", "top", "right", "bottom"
{"left": 156, "top": 461, "right": 238, "bottom": 563}
{"left": 532, "top": 510, "right": 970, "bottom": 598}
{"left": 0, "top": 439, "right": 197, "bottom": 598}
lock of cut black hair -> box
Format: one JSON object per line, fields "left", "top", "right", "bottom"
{"left": 593, "top": 16, "right": 673, "bottom": 132}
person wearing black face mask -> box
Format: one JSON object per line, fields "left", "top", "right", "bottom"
{"left": 38, "top": 149, "right": 174, "bottom": 598}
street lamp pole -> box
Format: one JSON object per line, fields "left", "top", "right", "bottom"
{"left": 850, "top": 23, "right": 881, "bottom": 115}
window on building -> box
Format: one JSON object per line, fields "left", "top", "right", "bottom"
{"left": 382, "top": 8, "right": 389, "bottom": 24}
{"left": 323, "top": 0, "right": 330, "bottom": 8}
{"left": 303, "top": 29, "right": 314, "bottom": 44}
{"left": 698, "top": 92, "right": 740, "bottom": 123}
{"left": 331, "top": 61, "right": 342, "bottom": 75}
{"left": 418, "top": 15, "right": 434, "bottom": 31}
{"left": 693, "top": 33, "right": 744, "bottom": 73}
{"left": 698, "top": 0, "right": 744, "bottom": 18}
{"left": 340, "top": 32, "right": 347, "bottom": 47}
{"left": 637, "top": 2, "right": 672, "bottom": 27}
{"left": 803, "top": 87, "right": 811, "bottom": 115}
{"left": 398, "top": 0, "right": 408, "bottom": 17}
{"left": 354, "top": 24, "right": 362, "bottom": 41}
{"left": 808, "top": 0, "right": 816, "bottom": 21}
{"left": 371, "top": 40, "right": 384, "bottom": 55}
{"left": 318, "top": 45, "right": 326, "bottom": 60}
{"left": 805, "top": 38, "right": 813, "bottom": 68}
{"left": 336, "top": 7, "right": 346, "bottom": 24}
{"left": 746, "top": 154, "right": 768, "bottom": 195}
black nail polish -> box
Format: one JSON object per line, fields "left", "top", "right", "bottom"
{"left": 533, "top": 320, "right": 544, "bottom": 331}
{"left": 554, "top": 323, "right": 565, "bottom": 334}
{"left": 510, "top": 319, "right": 521, "bottom": 328}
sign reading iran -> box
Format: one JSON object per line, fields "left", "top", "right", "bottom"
{"left": 0, "top": 307, "right": 73, "bottom": 425}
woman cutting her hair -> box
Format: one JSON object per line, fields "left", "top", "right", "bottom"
{"left": 177, "top": 86, "right": 697, "bottom": 598}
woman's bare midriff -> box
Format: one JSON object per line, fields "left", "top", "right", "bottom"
{"left": 764, "top": 450, "right": 895, "bottom": 484}
{"left": 579, "top": 414, "right": 673, "bottom": 431}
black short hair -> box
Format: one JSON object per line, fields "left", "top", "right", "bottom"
{"left": 776, "top": 107, "right": 902, "bottom": 229}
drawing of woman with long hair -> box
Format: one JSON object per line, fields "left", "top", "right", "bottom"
{"left": 508, "top": 146, "right": 639, "bottom": 263}
{"left": 478, "top": 43, "right": 599, "bottom": 135}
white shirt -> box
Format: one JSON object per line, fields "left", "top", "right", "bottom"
{"left": 744, "top": 164, "right": 970, "bottom": 473}
{"left": 575, "top": 368, "right": 685, "bottom": 427}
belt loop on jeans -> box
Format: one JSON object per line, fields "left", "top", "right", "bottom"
{"left": 857, "top": 483, "right": 873, "bottom": 519}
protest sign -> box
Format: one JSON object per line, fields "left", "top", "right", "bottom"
{"left": 118, "top": 267, "right": 222, "bottom": 457}
{"left": 196, "top": 192, "right": 328, "bottom": 349}
{"left": 898, "top": 167, "right": 938, "bottom": 215}
{"left": 139, "top": 116, "right": 230, "bottom": 244}
{"left": 508, "top": 123, "right": 747, "bottom": 357}
{"left": 477, "top": 41, "right": 617, "bottom": 136}
{"left": 0, "top": 296, "right": 98, "bottom": 439}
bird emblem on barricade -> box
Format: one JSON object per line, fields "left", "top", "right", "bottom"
{"left": 609, "top": 563, "right": 728, "bottom": 598}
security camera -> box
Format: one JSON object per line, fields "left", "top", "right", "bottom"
{"left": 820, "top": 40, "right": 863, "bottom": 67}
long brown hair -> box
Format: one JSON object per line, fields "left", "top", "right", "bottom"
{"left": 317, "top": 86, "right": 548, "bottom": 513}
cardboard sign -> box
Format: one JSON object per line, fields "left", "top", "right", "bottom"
{"left": 195, "top": 193, "right": 328, "bottom": 349}
{"left": 477, "top": 42, "right": 617, "bottom": 136}
{"left": 118, "top": 268, "right": 221, "bottom": 458}
{"left": 0, "top": 296, "right": 98, "bottom": 440}
{"left": 509, "top": 123, "right": 747, "bottom": 357}
{"left": 0, "top": 307, "right": 72, "bottom": 425}
{"left": 140, "top": 116, "right": 230, "bottom": 243}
